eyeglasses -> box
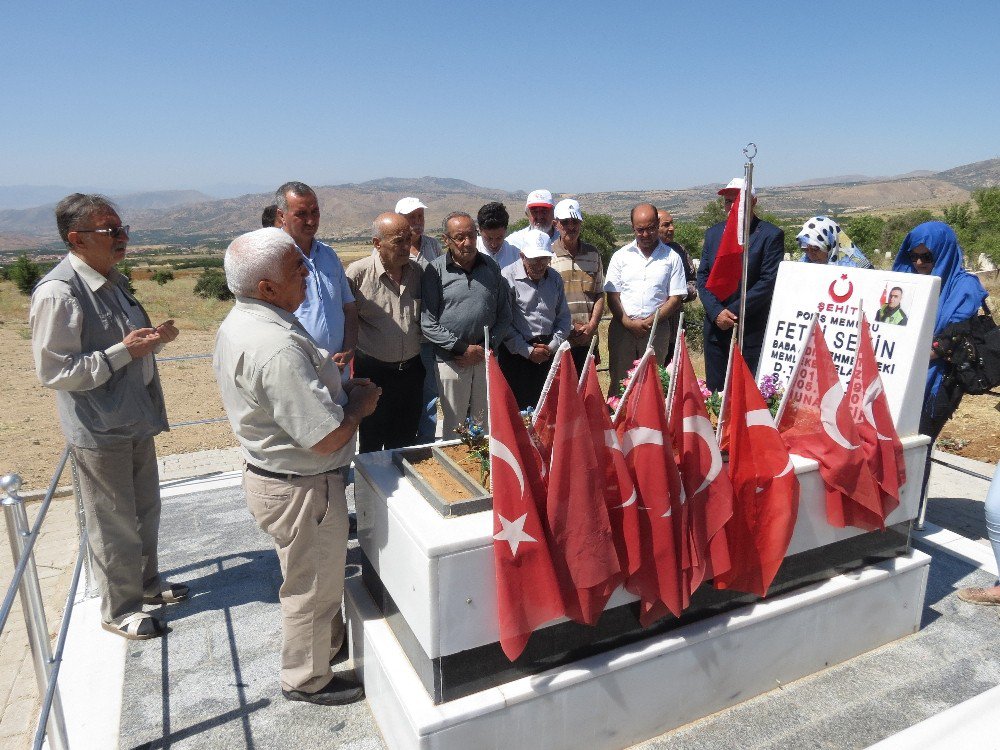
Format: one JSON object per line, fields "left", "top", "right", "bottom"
{"left": 909, "top": 251, "right": 933, "bottom": 263}
{"left": 76, "top": 225, "right": 130, "bottom": 239}
{"left": 633, "top": 224, "right": 658, "bottom": 235}
{"left": 446, "top": 232, "right": 477, "bottom": 243}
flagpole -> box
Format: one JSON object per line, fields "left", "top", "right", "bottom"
{"left": 578, "top": 334, "right": 599, "bottom": 389}
{"left": 664, "top": 313, "right": 684, "bottom": 421}
{"left": 612, "top": 345, "right": 653, "bottom": 423}
{"left": 714, "top": 330, "right": 738, "bottom": 441}
{"left": 646, "top": 305, "right": 660, "bottom": 351}
{"left": 483, "top": 325, "right": 491, "bottom": 449}
{"left": 772, "top": 312, "right": 817, "bottom": 427}
{"left": 737, "top": 143, "right": 757, "bottom": 355}
{"left": 533, "top": 341, "right": 570, "bottom": 423}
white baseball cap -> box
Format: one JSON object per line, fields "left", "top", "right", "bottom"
{"left": 395, "top": 196, "right": 427, "bottom": 215}
{"left": 519, "top": 229, "right": 554, "bottom": 259}
{"left": 718, "top": 178, "right": 757, "bottom": 197}
{"left": 554, "top": 199, "right": 582, "bottom": 221}
{"left": 525, "top": 189, "right": 554, "bottom": 208}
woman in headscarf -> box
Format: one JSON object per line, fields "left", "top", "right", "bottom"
{"left": 797, "top": 216, "right": 874, "bottom": 268}
{"left": 891, "top": 221, "right": 988, "bottom": 440}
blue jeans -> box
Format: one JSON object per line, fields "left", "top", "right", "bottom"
{"left": 416, "top": 341, "right": 438, "bottom": 442}
{"left": 984, "top": 462, "right": 1000, "bottom": 579}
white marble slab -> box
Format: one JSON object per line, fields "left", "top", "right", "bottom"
{"left": 355, "top": 435, "right": 930, "bottom": 659}
{"left": 347, "top": 551, "right": 931, "bottom": 750}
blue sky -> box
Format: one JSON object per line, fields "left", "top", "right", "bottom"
{"left": 2, "top": 0, "right": 998, "bottom": 196}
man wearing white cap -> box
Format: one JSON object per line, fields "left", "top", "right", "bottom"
{"left": 396, "top": 196, "right": 442, "bottom": 441}
{"left": 696, "top": 178, "right": 784, "bottom": 391}
{"left": 604, "top": 203, "right": 688, "bottom": 396}
{"left": 506, "top": 188, "right": 559, "bottom": 251}
{"left": 551, "top": 198, "right": 606, "bottom": 375}
{"left": 500, "top": 229, "right": 572, "bottom": 409}
{"left": 396, "top": 196, "right": 442, "bottom": 268}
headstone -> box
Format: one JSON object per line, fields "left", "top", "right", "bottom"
{"left": 756, "top": 262, "right": 940, "bottom": 436}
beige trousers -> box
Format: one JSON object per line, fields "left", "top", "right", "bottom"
{"left": 607, "top": 316, "right": 675, "bottom": 397}
{"left": 71, "top": 437, "right": 162, "bottom": 625}
{"left": 435, "top": 358, "right": 488, "bottom": 437}
{"left": 243, "top": 468, "right": 349, "bottom": 693}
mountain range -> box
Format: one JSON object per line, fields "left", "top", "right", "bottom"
{"left": 2, "top": 157, "right": 998, "bottom": 254}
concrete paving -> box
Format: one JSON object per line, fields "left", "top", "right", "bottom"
{"left": 3, "top": 447, "right": 998, "bottom": 750}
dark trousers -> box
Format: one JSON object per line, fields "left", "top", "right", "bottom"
{"left": 354, "top": 352, "right": 425, "bottom": 453}
{"left": 498, "top": 347, "right": 552, "bottom": 411}
{"left": 703, "top": 324, "right": 766, "bottom": 393}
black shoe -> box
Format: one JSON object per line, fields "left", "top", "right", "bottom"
{"left": 348, "top": 513, "right": 357, "bottom": 536}
{"left": 282, "top": 676, "right": 364, "bottom": 706}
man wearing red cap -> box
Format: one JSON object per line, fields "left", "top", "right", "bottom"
{"left": 696, "top": 178, "right": 784, "bottom": 392}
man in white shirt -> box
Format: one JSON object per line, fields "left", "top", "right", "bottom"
{"left": 506, "top": 189, "right": 559, "bottom": 250}
{"left": 396, "top": 196, "right": 442, "bottom": 267}
{"left": 604, "top": 203, "right": 688, "bottom": 395}
{"left": 476, "top": 202, "right": 519, "bottom": 269}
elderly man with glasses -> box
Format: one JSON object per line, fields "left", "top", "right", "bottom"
{"left": 29, "top": 194, "right": 185, "bottom": 641}
{"left": 604, "top": 203, "right": 689, "bottom": 396}
{"left": 420, "top": 212, "right": 512, "bottom": 435}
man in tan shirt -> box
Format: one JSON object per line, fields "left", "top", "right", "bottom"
{"left": 346, "top": 213, "right": 425, "bottom": 452}
{"left": 550, "top": 199, "right": 606, "bottom": 374}
{"left": 214, "top": 227, "right": 380, "bottom": 706}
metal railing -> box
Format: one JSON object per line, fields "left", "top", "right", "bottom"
{"left": 1, "top": 449, "right": 75, "bottom": 750}
{"left": 0, "top": 374, "right": 228, "bottom": 749}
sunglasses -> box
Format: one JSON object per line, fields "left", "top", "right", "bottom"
{"left": 76, "top": 225, "right": 130, "bottom": 239}
{"left": 909, "top": 251, "right": 933, "bottom": 263}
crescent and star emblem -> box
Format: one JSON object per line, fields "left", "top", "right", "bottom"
{"left": 828, "top": 273, "right": 854, "bottom": 303}
{"left": 490, "top": 437, "right": 524, "bottom": 497}
{"left": 745, "top": 408, "right": 794, "bottom": 478}
{"left": 494, "top": 513, "right": 536, "bottom": 556}
{"left": 862, "top": 379, "right": 892, "bottom": 441}
{"left": 819, "top": 384, "right": 859, "bottom": 450}
{"left": 682, "top": 415, "right": 722, "bottom": 494}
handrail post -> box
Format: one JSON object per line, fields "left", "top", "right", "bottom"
{"left": 1, "top": 474, "right": 70, "bottom": 750}
{"left": 69, "top": 453, "right": 97, "bottom": 599}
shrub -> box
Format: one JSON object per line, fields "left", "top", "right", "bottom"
{"left": 194, "top": 268, "right": 234, "bottom": 300}
{"left": 151, "top": 269, "right": 175, "bottom": 286}
{"left": 8, "top": 254, "right": 42, "bottom": 294}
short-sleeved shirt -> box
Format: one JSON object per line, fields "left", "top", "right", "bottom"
{"left": 551, "top": 239, "right": 605, "bottom": 326}
{"left": 293, "top": 239, "right": 355, "bottom": 355}
{"left": 501, "top": 262, "right": 571, "bottom": 357}
{"left": 604, "top": 240, "right": 688, "bottom": 318}
{"left": 346, "top": 255, "right": 423, "bottom": 363}
{"left": 477, "top": 237, "right": 520, "bottom": 270}
{"left": 214, "top": 297, "right": 355, "bottom": 475}
{"left": 411, "top": 234, "right": 442, "bottom": 268}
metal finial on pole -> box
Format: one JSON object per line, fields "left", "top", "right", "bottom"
{"left": 737, "top": 144, "right": 756, "bottom": 355}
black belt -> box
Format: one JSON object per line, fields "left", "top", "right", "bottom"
{"left": 528, "top": 334, "right": 554, "bottom": 345}
{"left": 355, "top": 351, "right": 421, "bottom": 372}
{"left": 245, "top": 463, "right": 344, "bottom": 481}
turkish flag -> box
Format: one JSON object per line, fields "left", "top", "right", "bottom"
{"left": 544, "top": 353, "right": 623, "bottom": 624}
{"left": 845, "top": 312, "right": 906, "bottom": 519}
{"left": 530, "top": 346, "right": 566, "bottom": 468}
{"left": 705, "top": 189, "right": 745, "bottom": 301}
{"left": 579, "top": 355, "right": 643, "bottom": 582}
{"left": 613, "top": 350, "right": 685, "bottom": 624}
{"left": 714, "top": 345, "right": 800, "bottom": 598}
{"left": 778, "top": 317, "right": 884, "bottom": 531}
{"left": 668, "top": 332, "right": 734, "bottom": 597}
{"left": 488, "top": 352, "right": 566, "bottom": 660}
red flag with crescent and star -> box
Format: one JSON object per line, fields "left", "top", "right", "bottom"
{"left": 613, "top": 350, "right": 685, "bottom": 624}
{"left": 846, "top": 312, "right": 906, "bottom": 519}
{"left": 579, "top": 354, "right": 643, "bottom": 582}
{"left": 714, "top": 344, "right": 800, "bottom": 598}
{"left": 704, "top": 189, "right": 745, "bottom": 301}
{"left": 777, "top": 317, "right": 885, "bottom": 531}
{"left": 487, "top": 351, "right": 566, "bottom": 660}
{"left": 668, "top": 332, "right": 734, "bottom": 598}
{"left": 544, "top": 353, "right": 623, "bottom": 624}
